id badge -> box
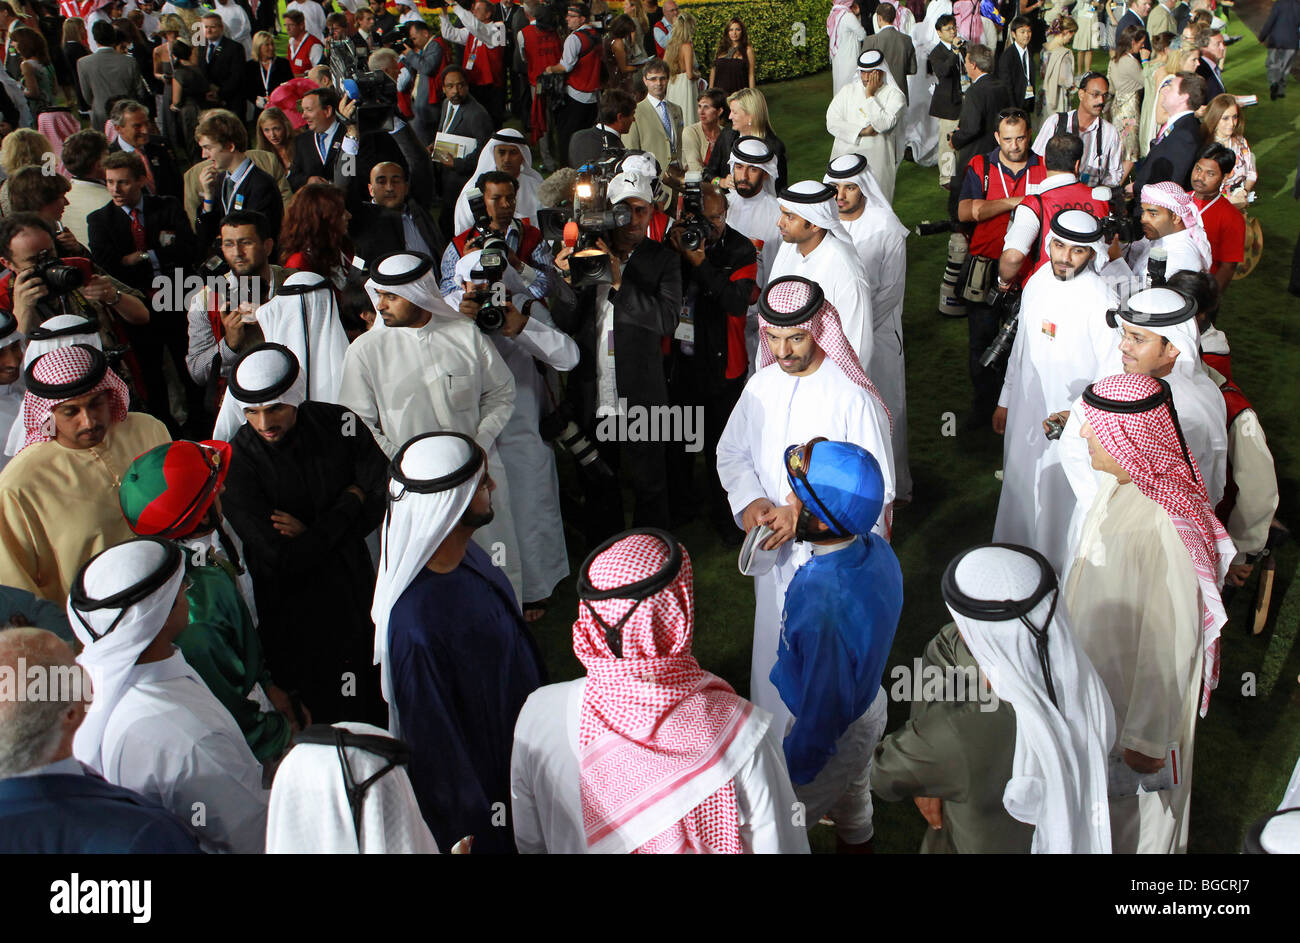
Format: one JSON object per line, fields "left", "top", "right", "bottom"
{"left": 674, "top": 320, "right": 695, "bottom": 344}
{"left": 1041, "top": 320, "right": 1056, "bottom": 339}
{"left": 606, "top": 329, "right": 615, "bottom": 356}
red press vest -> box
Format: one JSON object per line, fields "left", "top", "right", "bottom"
{"left": 1022, "top": 181, "right": 1110, "bottom": 278}
{"left": 566, "top": 26, "right": 603, "bottom": 94}
{"left": 464, "top": 33, "right": 505, "bottom": 88}
{"left": 452, "top": 222, "right": 544, "bottom": 264}
{"left": 1202, "top": 348, "right": 1253, "bottom": 527}
{"left": 288, "top": 34, "right": 323, "bottom": 77}
{"left": 521, "top": 24, "right": 562, "bottom": 84}
{"left": 967, "top": 152, "right": 1047, "bottom": 264}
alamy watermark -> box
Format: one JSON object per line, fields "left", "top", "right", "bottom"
{"left": 595, "top": 398, "right": 704, "bottom": 453}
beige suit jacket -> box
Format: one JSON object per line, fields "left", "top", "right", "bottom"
{"left": 621, "top": 95, "right": 684, "bottom": 170}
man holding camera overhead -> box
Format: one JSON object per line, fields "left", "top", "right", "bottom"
{"left": 549, "top": 169, "right": 682, "bottom": 549}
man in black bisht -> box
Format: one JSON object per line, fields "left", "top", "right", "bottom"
{"left": 220, "top": 343, "right": 389, "bottom": 726}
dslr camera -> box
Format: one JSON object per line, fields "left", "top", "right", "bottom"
{"left": 1091, "top": 186, "right": 1142, "bottom": 244}
{"left": 29, "top": 250, "right": 93, "bottom": 320}
{"left": 674, "top": 172, "right": 712, "bottom": 251}
{"left": 466, "top": 236, "right": 510, "bottom": 334}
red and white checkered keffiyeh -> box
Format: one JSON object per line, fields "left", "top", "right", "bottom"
{"left": 573, "top": 533, "right": 754, "bottom": 854}
{"left": 20, "top": 345, "right": 128, "bottom": 451}
{"left": 1140, "top": 181, "right": 1214, "bottom": 272}
{"left": 1082, "top": 373, "right": 1234, "bottom": 716}
{"left": 758, "top": 278, "right": 893, "bottom": 432}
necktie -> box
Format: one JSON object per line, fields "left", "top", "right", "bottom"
{"left": 658, "top": 100, "right": 672, "bottom": 144}
{"left": 221, "top": 173, "right": 234, "bottom": 209}
{"left": 443, "top": 104, "right": 456, "bottom": 132}
{"left": 207, "top": 42, "right": 215, "bottom": 63}
{"left": 129, "top": 208, "right": 145, "bottom": 252}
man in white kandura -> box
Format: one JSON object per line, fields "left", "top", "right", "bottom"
{"left": 717, "top": 276, "right": 894, "bottom": 737}
{"left": 824, "top": 152, "right": 911, "bottom": 502}
{"left": 336, "top": 251, "right": 523, "bottom": 601}
{"left": 724, "top": 135, "right": 783, "bottom": 368}
{"left": 992, "top": 209, "right": 1116, "bottom": 575}
{"left": 1066, "top": 373, "right": 1234, "bottom": 853}
{"left": 770, "top": 180, "right": 874, "bottom": 373}
{"left": 826, "top": 49, "right": 907, "bottom": 202}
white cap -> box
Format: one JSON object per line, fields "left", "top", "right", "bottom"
{"left": 609, "top": 170, "right": 653, "bottom": 206}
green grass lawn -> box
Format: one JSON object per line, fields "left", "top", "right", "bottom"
{"left": 525, "top": 19, "right": 1300, "bottom": 853}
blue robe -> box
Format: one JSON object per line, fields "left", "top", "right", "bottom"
{"left": 770, "top": 535, "right": 904, "bottom": 786}
{"left": 387, "top": 542, "right": 545, "bottom": 854}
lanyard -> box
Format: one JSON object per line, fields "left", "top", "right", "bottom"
{"left": 260, "top": 60, "right": 272, "bottom": 93}
{"left": 1193, "top": 194, "right": 1220, "bottom": 221}
{"left": 222, "top": 159, "right": 254, "bottom": 214}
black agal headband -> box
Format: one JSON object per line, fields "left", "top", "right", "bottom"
{"left": 577, "top": 528, "right": 682, "bottom": 658}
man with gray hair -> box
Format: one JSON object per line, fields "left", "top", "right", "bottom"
{"left": 0, "top": 627, "right": 201, "bottom": 852}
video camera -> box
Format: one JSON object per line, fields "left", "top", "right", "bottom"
{"left": 537, "top": 150, "right": 632, "bottom": 289}
{"left": 1091, "top": 186, "right": 1142, "bottom": 245}
{"left": 674, "top": 172, "right": 712, "bottom": 251}
{"left": 329, "top": 39, "right": 398, "bottom": 136}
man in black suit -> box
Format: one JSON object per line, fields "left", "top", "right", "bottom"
{"left": 949, "top": 43, "right": 1010, "bottom": 214}
{"left": 996, "top": 16, "right": 1038, "bottom": 110}
{"left": 568, "top": 90, "right": 634, "bottom": 170}
{"left": 288, "top": 86, "right": 348, "bottom": 190}
{"left": 430, "top": 67, "right": 494, "bottom": 238}
{"left": 1115, "top": 0, "right": 1151, "bottom": 44}
{"left": 199, "top": 14, "right": 246, "bottom": 113}
{"left": 1194, "top": 27, "right": 1227, "bottom": 99}
{"left": 109, "top": 100, "right": 183, "bottom": 201}
{"left": 192, "top": 110, "right": 284, "bottom": 255}
{"left": 928, "top": 15, "right": 965, "bottom": 187}
{"left": 550, "top": 169, "right": 682, "bottom": 547}
{"left": 88, "top": 151, "right": 203, "bottom": 436}
{"left": 1132, "top": 71, "right": 1206, "bottom": 192}
{"left": 349, "top": 162, "right": 444, "bottom": 266}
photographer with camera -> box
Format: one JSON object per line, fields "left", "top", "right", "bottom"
{"left": 1031, "top": 72, "right": 1123, "bottom": 188}
{"left": 664, "top": 179, "right": 757, "bottom": 543}
{"left": 998, "top": 132, "right": 1112, "bottom": 286}
{"left": 549, "top": 168, "right": 682, "bottom": 547}
{"left": 399, "top": 18, "right": 444, "bottom": 146}
{"left": 449, "top": 248, "right": 578, "bottom": 619}
{"left": 956, "top": 108, "right": 1045, "bottom": 428}
{"left": 0, "top": 213, "right": 148, "bottom": 346}
{"left": 440, "top": 1, "right": 508, "bottom": 128}
{"left": 545, "top": 3, "right": 603, "bottom": 168}
{"left": 440, "top": 169, "right": 553, "bottom": 299}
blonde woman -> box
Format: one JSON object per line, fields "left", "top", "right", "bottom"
{"left": 1202, "top": 94, "right": 1256, "bottom": 206}
{"left": 623, "top": 0, "right": 651, "bottom": 56}
{"left": 242, "top": 30, "right": 292, "bottom": 116}
{"left": 256, "top": 106, "right": 296, "bottom": 177}
{"left": 0, "top": 127, "right": 53, "bottom": 213}
{"left": 664, "top": 11, "right": 699, "bottom": 124}
{"left": 721, "top": 87, "right": 786, "bottom": 190}
{"left": 1039, "top": 15, "right": 1077, "bottom": 119}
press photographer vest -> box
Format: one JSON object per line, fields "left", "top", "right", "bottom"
{"left": 521, "top": 25, "right": 562, "bottom": 84}
{"left": 967, "top": 151, "right": 1046, "bottom": 262}
{"left": 567, "top": 26, "right": 603, "bottom": 94}
{"left": 465, "top": 33, "right": 505, "bottom": 87}
{"left": 452, "top": 222, "right": 543, "bottom": 262}
{"left": 288, "top": 34, "right": 322, "bottom": 77}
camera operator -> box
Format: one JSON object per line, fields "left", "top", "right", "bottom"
{"left": 333, "top": 91, "right": 409, "bottom": 214}
{"left": 439, "top": 169, "right": 553, "bottom": 298}
{"left": 0, "top": 213, "right": 148, "bottom": 339}
{"left": 450, "top": 248, "right": 578, "bottom": 619}
{"left": 400, "top": 18, "right": 444, "bottom": 146}
{"left": 997, "top": 132, "right": 1112, "bottom": 287}
{"left": 1031, "top": 72, "right": 1124, "bottom": 188}
{"left": 545, "top": 3, "right": 603, "bottom": 168}
{"left": 956, "top": 108, "right": 1045, "bottom": 428}
{"left": 665, "top": 181, "right": 757, "bottom": 543}
{"left": 549, "top": 169, "right": 682, "bottom": 547}
{"left": 184, "top": 209, "right": 285, "bottom": 400}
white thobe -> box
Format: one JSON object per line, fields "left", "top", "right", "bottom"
{"left": 904, "top": 14, "right": 939, "bottom": 167}
{"left": 491, "top": 300, "right": 578, "bottom": 602}
{"left": 770, "top": 233, "right": 875, "bottom": 374}
{"left": 337, "top": 314, "right": 525, "bottom": 602}
{"left": 214, "top": 2, "right": 254, "bottom": 56}
{"left": 0, "top": 379, "right": 21, "bottom": 475}
{"left": 726, "top": 189, "right": 783, "bottom": 371}
{"left": 842, "top": 210, "right": 910, "bottom": 500}
{"left": 993, "top": 265, "right": 1116, "bottom": 575}
{"left": 1125, "top": 231, "right": 1210, "bottom": 281}
{"left": 1065, "top": 480, "right": 1202, "bottom": 854}
{"left": 831, "top": 14, "right": 868, "bottom": 94}
{"left": 1059, "top": 363, "right": 1229, "bottom": 559}
{"left": 826, "top": 81, "right": 907, "bottom": 203}
{"left": 509, "top": 678, "right": 811, "bottom": 854}
{"left": 97, "top": 649, "right": 269, "bottom": 855}
{"left": 716, "top": 360, "right": 895, "bottom": 735}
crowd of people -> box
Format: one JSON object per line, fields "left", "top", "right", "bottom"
{"left": 0, "top": 0, "right": 1293, "bottom": 857}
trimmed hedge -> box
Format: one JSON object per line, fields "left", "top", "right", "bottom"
{"left": 628, "top": 1, "right": 835, "bottom": 84}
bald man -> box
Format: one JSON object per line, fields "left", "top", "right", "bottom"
{"left": 349, "top": 161, "right": 445, "bottom": 266}
{"left": 0, "top": 628, "right": 201, "bottom": 853}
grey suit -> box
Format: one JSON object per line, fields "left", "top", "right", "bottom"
{"left": 861, "top": 24, "right": 918, "bottom": 103}
{"left": 77, "top": 49, "right": 146, "bottom": 131}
